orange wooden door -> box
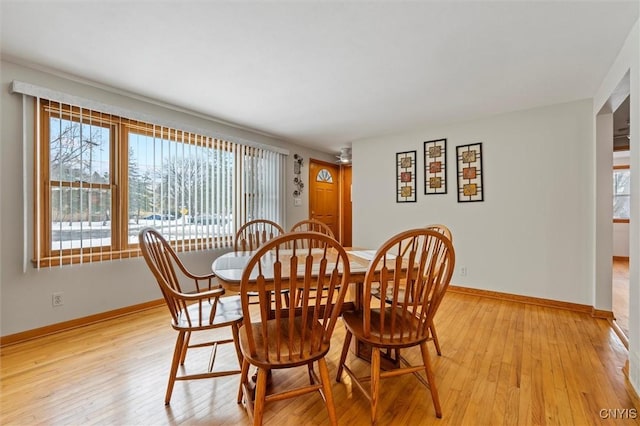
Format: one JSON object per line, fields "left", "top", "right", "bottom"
{"left": 309, "top": 159, "right": 340, "bottom": 240}
{"left": 340, "top": 165, "right": 352, "bottom": 247}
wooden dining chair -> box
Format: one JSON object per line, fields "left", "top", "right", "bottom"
{"left": 234, "top": 219, "right": 289, "bottom": 306}
{"left": 290, "top": 219, "right": 335, "bottom": 242}
{"left": 336, "top": 228, "right": 455, "bottom": 424}
{"left": 423, "top": 224, "right": 453, "bottom": 354}
{"left": 234, "top": 219, "right": 285, "bottom": 252}
{"left": 138, "top": 227, "right": 243, "bottom": 405}
{"left": 426, "top": 223, "right": 453, "bottom": 243}
{"left": 289, "top": 219, "right": 337, "bottom": 305}
{"left": 377, "top": 223, "right": 454, "bottom": 356}
{"left": 237, "top": 232, "right": 351, "bottom": 426}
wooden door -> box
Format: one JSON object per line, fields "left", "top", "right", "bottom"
{"left": 309, "top": 159, "right": 340, "bottom": 240}
{"left": 340, "top": 165, "right": 352, "bottom": 247}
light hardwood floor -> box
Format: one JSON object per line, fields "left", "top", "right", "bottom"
{"left": 1, "top": 291, "right": 639, "bottom": 425}
{"left": 613, "top": 258, "right": 630, "bottom": 337}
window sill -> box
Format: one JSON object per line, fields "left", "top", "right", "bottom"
{"left": 32, "top": 249, "right": 142, "bottom": 268}
{"left": 32, "top": 237, "right": 233, "bottom": 267}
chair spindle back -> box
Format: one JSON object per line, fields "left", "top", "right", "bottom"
{"left": 363, "top": 228, "right": 455, "bottom": 344}
{"left": 240, "top": 232, "right": 350, "bottom": 364}
{"left": 234, "top": 219, "right": 285, "bottom": 252}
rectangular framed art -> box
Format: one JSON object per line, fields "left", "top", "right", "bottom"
{"left": 396, "top": 150, "right": 416, "bottom": 203}
{"left": 424, "top": 138, "right": 447, "bottom": 195}
{"left": 456, "top": 142, "right": 484, "bottom": 202}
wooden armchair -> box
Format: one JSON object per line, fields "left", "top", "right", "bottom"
{"left": 336, "top": 228, "right": 455, "bottom": 424}
{"left": 139, "top": 227, "right": 243, "bottom": 405}
{"left": 237, "top": 232, "right": 351, "bottom": 425}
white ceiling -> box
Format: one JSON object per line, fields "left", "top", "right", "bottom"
{"left": 1, "top": 1, "right": 638, "bottom": 154}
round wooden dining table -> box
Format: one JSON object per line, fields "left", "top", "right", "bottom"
{"left": 212, "top": 248, "right": 404, "bottom": 368}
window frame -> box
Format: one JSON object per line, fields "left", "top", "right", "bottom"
{"left": 35, "top": 100, "right": 278, "bottom": 267}
{"left": 613, "top": 164, "right": 630, "bottom": 224}
{"left": 37, "top": 102, "right": 124, "bottom": 265}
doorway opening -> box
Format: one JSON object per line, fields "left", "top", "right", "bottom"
{"left": 595, "top": 71, "right": 632, "bottom": 348}
{"left": 612, "top": 95, "right": 631, "bottom": 339}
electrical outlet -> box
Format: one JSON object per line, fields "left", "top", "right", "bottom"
{"left": 52, "top": 292, "right": 64, "bottom": 307}
{"left": 460, "top": 267, "right": 467, "bottom": 277}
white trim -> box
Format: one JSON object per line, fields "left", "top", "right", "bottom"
{"left": 10, "top": 80, "right": 290, "bottom": 156}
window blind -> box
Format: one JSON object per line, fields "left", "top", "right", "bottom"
{"left": 15, "top": 84, "right": 287, "bottom": 268}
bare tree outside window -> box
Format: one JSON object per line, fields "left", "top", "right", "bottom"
{"left": 49, "top": 117, "right": 111, "bottom": 250}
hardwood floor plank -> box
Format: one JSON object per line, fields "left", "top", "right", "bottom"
{"left": 2, "top": 292, "right": 639, "bottom": 425}
{"left": 613, "top": 258, "right": 630, "bottom": 337}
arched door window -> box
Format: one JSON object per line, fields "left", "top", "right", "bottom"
{"left": 316, "top": 168, "right": 333, "bottom": 183}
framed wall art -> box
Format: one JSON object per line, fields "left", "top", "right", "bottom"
{"left": 396, "top": 150, "right": 417, "bottom": 203}
{"left": 424, "top": 138, "right": 447, "bottom": 195}
{"left": 456, "top": 142, "right": 484, "bottom": 202}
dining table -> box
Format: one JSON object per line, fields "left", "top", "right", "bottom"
{"left": 212, "top": 247, "right": 405, "bottom": 369}
{"left": 212, "top": 247, "right": 381, "bottom": 306}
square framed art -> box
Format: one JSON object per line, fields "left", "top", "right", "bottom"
{"left": 396, "top": 150, "right": 416, "bottom": 202}
{"left": 456, "top": 142, "right": 484, "bottom": 202}
{"left": 424, "top": 138, "right": 447, "bottom": 195}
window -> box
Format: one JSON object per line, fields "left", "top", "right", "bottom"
{"left": 35, "top": 99, "right": 285, "bottom": 267}
{"left": 613, "top": 165, "right": 630, "bottom": 222}
{"left": 316, "top": 168, "right": 333, "bottom": 182}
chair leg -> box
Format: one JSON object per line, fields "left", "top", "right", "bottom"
{"left": 238, "top": 357, "right": 250, "bottom": 404}
{"left": 179, "top": 331, "right": 191, "bottom": 365}
{"left": 307, "top": 364, "right": 315, "bottom": 385}
{"left": 253, "top": 368, "right": 269, "bottom": 426}
{"left": 419, "top": 341, "right": 442, "bottom": 418}
{"left": 430, "top": 323, "right": 442, "bottom": 356}
{"left": 231, "top": 322, "right": 243, "bottom": 367}
{"left": 318, "top": 357, "right": 338, "bottom": 426}
{"left": 370, "top": 347, "right": 381, "bottom": 426}
{"left": 166, "top": 331, "right": 187, "bottom": 405}
{"left": 336, "top": 330, "right": 352, "bottom": 382}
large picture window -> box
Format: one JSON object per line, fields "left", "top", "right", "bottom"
{"left": 35, "top": 99, "right": 285, "bottom": 267}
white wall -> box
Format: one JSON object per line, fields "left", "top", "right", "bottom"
{"left": 594, "top": 19, "right": 640, "bottom": 393}
{"left": 0, "top": 59, "right": 333, "bottom": 336}
{"left": 614, "top": 224, "right": 630, "bottom": 257}
{"left": 595, "top": 112, "right": 614, "bottom": 311}
{"left": 352, "top": 99, "right": 594, "bottom": 305}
